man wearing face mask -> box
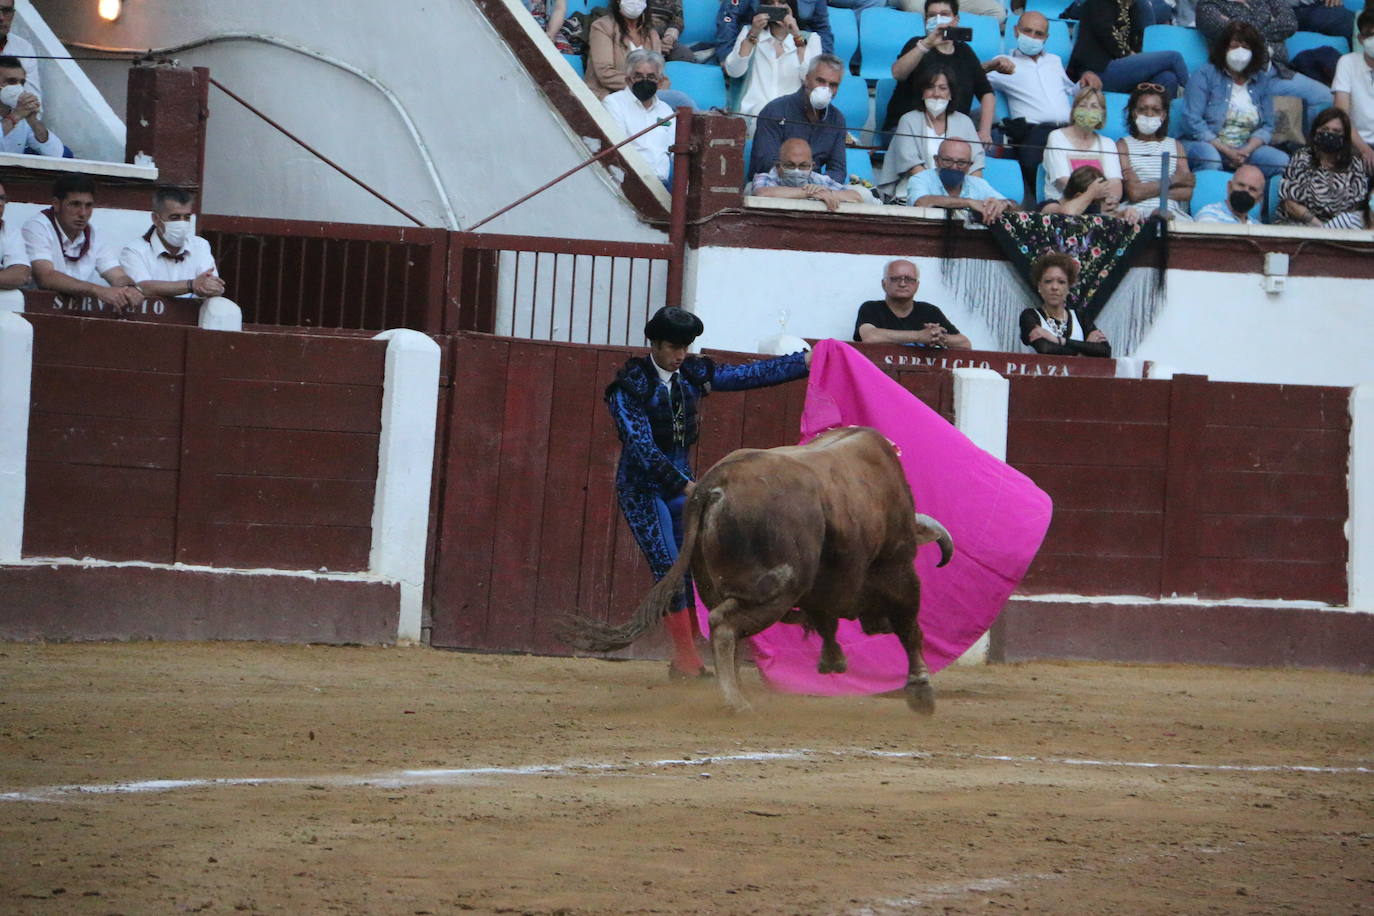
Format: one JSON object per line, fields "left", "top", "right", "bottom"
{"left": 1194, "top": 163, "right": 1266, "bottom": 222}
{"left": 119, "top": 187, "right": 228, "bottom": 302}
{"left": 0, "top": 2, "right": 39, "bottom": 94}
{"left": 907, "top": 138, "right": 1015, "bottom": 221}
{"left": 603, "top": 50, "right": 677, "bottom": 183}
{"left": 1332, "top": 8, "right": 1374, "bottom": 172}
{"left": 750, "top": 137, "right": 864, "bottom": 209}
{"left": 749, "top": 53, "right": 848, "bottom": 179}
{"left": 0, "top": 57, "right": 62, "bottom": 157}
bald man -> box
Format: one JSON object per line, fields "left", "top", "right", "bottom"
{"left": 1194, "top": 164, "right": 1266, "bottom": 224}
{"left": 854, "top": 258, "right": 972, "bottom": 349}
{"left": 751, "top": 137, "right": 865, "bottom": 212}
{"left": 908, "top": 138, "right": 1014, "bottom": 223}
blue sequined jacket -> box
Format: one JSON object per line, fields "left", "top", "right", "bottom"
{"left": 605, "top": 351, "right": 809, "bottom": 496}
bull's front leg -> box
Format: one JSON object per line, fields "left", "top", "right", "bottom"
{"left": 813, "top": 614, "right": 848, "bottom": 675}
{"left": 871, "top": 565, "right": 935, "bottom": 715}
{"left": 708, "top": 599, "right": 752, "bottom": 713}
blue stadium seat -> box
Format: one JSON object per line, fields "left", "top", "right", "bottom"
{"left": 561, "top": 53, "right": 585, "bottom": 78}
{"left": 983, "top": 156, "right": 1025, "bottom": 203}
{"left": 1168, "top": 97, "right": 1186, "bottom": 137}
{"left": 1141, "top": 24, "right": 1210, "bottom": 74}
{"left": 848, "top": 151, "right": 875, "bottom": 185}
{"left": 1342, "top": 0, "right": 1362, "bottom": 10}
{"left": 1102, "top": 90, "right": 1131, "bottom": 140}
{"left": 833, "top": 77, "right": 873, "bottom": 139}
{"left": 1034, "top": 162, "right": 1047, "bottom": 203}
{"left": 832, "top": 7, "right": 860, "bottom": 70}
{"left": 664, "top": 61, "right": 728, "bottom": 111}
{"left": 858, "top": 8, "right": 923, "bottom": 79}
{"left": 1285, "top": 31, "right": 1348, "bottom": 58}
{"left": 1191, "top": 169, "right": 1259, "bottom": 218}
{"left": 1265, "top": 174, "right": 1282, "bottom": 223}
{"left": 1004, "top": 17, "right": 1073, "bottom": 61}
{"left": 963, "top": 13, "right": 1003, "bottom": 62}
{"left": 680, "top": 0, "right": 718, "bottom": 45}
{"left": 1021, "top": 0, "right": 1077, "bottom": 19}
{"left": 874, "top": 77, "right": 897, "bottom": 132}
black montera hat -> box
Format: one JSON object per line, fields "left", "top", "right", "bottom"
{"left": 643, "top": 306, "right": 703, "bottom": 345}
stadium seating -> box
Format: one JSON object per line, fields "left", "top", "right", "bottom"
{"left": 962, "top": 13, "right": 1004, "bottom": 62}
{"left": 1102, "top": 90, "right": 1131, "bottom": 140}
{"left": 561, "top": 53, "right": 585, "bottom": 77}
{"left": 1191, "top": 168, "right": 1260, "bottom": 218}
{"left": 1266, "top": 175, "right": 1283, "bottom": 223}
{"left": 1002, "top": 17, "right": 1074, "bottom": 62}
{"left": 874, "top": 78, "right": 897, "bottom": 132}
{"left": 848, "top": 151, "right": 876, "bottom": 185}
{"left": 858, "top": 8, "right": 923, "bottom": 79}
{"left": 1168, "top": 97, "right": 1186, "bottom": 137}
{"left": 664, "top": 61, "right": 728, "bottom": 111}
{"left": 680, "top": 0, "right": 719, "bottom": 46}
{"left": 983, "top": 156, "right": 1025, "bottom": 203}
{"left": 833, "top": 77, "right": 874, "bottom": 140}
{"left": 1020, "top": 0, "right": 1077, "bottom": 19}
{"left": 1141, "top": 24, "right": 1210, "bottom": 74}
{"left": 832, "top": 7, "right": 860, "bottom": 70}
{"left": 1285, "top": 31, "right": 1349, "bottom": 59}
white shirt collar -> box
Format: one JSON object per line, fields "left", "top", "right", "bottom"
{"left": 649, "top": 354, "right": 676, "bottom": 385}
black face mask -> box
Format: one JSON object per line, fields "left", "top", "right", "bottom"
{"left": 1228, "top": 189, "right": 1256, "bottom": 213}
{"left": 630, "top": 78, "right": 658, "bottom": 102}
{"left": 1313, "top": 131, "right": 1344, "bottom": 153}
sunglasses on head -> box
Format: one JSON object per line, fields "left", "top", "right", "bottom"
{"left": 1136, "top": 82, "right": 1166, "bottom": 94}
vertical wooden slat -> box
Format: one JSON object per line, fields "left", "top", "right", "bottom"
{"left": 577, "top": 348, "right": 635, "bottom": 626}
{"left": 1160, "top": 374, "right": 1209, "bottom": 597}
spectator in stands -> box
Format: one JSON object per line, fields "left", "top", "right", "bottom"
{"left": 645, "top": 1, "right": 699, "bottom": 62}
{"left": 715, "top": 0, "right": 834, "bottom": 61}
{"left": 750, "top": 137, "right": 865, "bottom": 208}
{"left": 603, "top": 50, "right": 677, "bottom": 182}
{"left": 119, "top": 187, "right": 229, "bottom": 302}
{"left": 907, "top": 137, "right": 1016, "bottom": 220}
{"left": 723, "top": 2, "right": 823, "bottom": 124}
{"left": 0, "top": 181, "right": 31, "bottom": 294}
{"left": 1196, "top": 0, "right": 1333, "bottom": 131}
{"left": 23, "top": 174, "right": 144, "bottom": 315}
{"left": 0, "top": 1, "right": 39, "bottom": 94}
{"left": 749, "top": 53, "right": 848, "bottom": 177}
{"left": 876, "top": 66, "right": 985, "bottom": 201}
{"left": 1118, "top": 82, "right": 1197, "bottom": 217}
{"left": 0, "top": 57, "right": 63, "bottom": 157}
{"left": 522, "top": 0, "right": 572, "bottom": 52}
{"left": 1182, "top": 21, "right": 1291, "bottom": 177}
{"left": 585, "top": 0, "right": 664, "bottom": 100}
{"left": 1018, "top": 252, "right": 1112, "bottom": 357}
{"left": 1042, "top": 163, "right": 1143, "bottom": 220}
{"left": 854, "top": 258, "right": 972, "bottom": 348}
{"left": 1042, "top": 85, "right": 1125, "bottom": 202}
{"left": 1067, "top": 0, "right": 1191, "bottom": 98}
{"left": 883, "top": 0, "right": 997, "bottom": 144}
{"left": 1286, "top": 0, "right": 1356, "bottom": 46}
{"left": 1277, "top": 106, "right": 1372, "bottom": 225}
{"left": 1194, "top": 161, "right": 1267, "bottom": 219}
{"left": 985, "top": 12, "right": 1098, "bottom": 199}
{"left": 1333, "top": 7, "right": 1374, "bottom": 170}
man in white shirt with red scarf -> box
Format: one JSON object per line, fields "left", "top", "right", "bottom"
{"left": 119, "top": 186, "right": 226, "bottom": 301}
{"left": 22, "top": 173, "right": 143, "bottom": 315}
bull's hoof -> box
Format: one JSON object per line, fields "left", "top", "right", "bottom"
{"left": 725, "top": 697, "right": 754, "bottom": 714}
{"left": 905, "top": 679, "right": 935, "bottom": 716}
{"left": 817, "top": 656, "right": 848, "bottom": 675}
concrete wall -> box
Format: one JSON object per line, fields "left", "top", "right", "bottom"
{"left": 33, "top": 0, "right": 667, "bottom": 242}
{"left": 687, "top": 247, "right": 1374, "bottom": 388}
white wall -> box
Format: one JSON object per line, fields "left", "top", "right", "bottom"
{"left": 33, "top": 0, "right": 668, "bottom": 242}
{"left": 688, "top": 246, "right": 1374, "bottom": 387}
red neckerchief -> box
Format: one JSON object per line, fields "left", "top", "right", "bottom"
{"left": 42, "top": 207, "right": 92, "bottom": 264}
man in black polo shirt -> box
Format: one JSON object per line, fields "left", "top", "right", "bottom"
{"left": 853, "top": 258, "right": 971, "bottom": 348}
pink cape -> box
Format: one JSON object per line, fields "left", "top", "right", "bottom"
{"left": 694, "top": 339, "right": 1052, "bottom": 695}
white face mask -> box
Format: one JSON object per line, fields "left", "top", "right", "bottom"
{"left": 620, "top": 0, "right": 646, "bottom": 18}
{"left": 1016, "top": 33, "right": 1045, "bottom": 56}
{"left": 0, "top": 82, "right": 28, "bottom": 109}
{"left": 159, "top": 218, "right": 192, "bottom": 249}
{"left": 1134, "top": 114, "right": 1163, "bottom": 136}
{"left": 1362, "top": 34, "right": 1374, "bottom": 57}
{"left": 924, "top": 97, "right": 949, "bottom": 117}
{"left": 1225, "top": 47, "right": 1252, "bottom": 72}
{"left": 925, "top": 14, "right": 952, "bottom": 32}
{"left": 808, "top": 85, "right": 832, "bottom": 110}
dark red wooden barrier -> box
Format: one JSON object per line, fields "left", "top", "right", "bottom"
{"left": 22, "top": 316, "right": 386, "bottom": 572}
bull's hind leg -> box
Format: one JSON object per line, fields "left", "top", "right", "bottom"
{"left": 708, "top": 597, "right": 792, "bottom": 713}
{"left": 813, "top": 614, "right": 848, "bottom": 675}
{"left": 865, "top": 562, "right": 934, "bottom": 715}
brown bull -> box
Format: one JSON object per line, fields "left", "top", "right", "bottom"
{"left": 561, "top": 426, "right": 953, "bottom": 713}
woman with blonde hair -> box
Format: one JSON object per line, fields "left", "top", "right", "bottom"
{"left": 1041, "top": 85, "right": 1124, "bottom": 204}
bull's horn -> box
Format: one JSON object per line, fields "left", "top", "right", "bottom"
{"left": 913, "top": 513, "right": 954, "bottom": 568}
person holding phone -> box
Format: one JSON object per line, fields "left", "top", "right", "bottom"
{"left": 724, "top": 2, "right": 823, "bottom": 122}
{"left": 883, "top": 0, "right": 996, "bottom": 147}
{"left": 713, "top": 0, "right": 834, "bottom": 62}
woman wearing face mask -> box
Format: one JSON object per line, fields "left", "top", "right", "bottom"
{"left": 1181, "top": 21, "right": 1289, "bottom": 179}
{"left": 585, "top": 0, "right": 664, "bottom": 100}
{"left": 1117, "top": 83, "right": 1196, "bottom": 219}
{"left": 724, "top": 1, "right": 821, "bottom": 125}
{"left": 876, "top": 67, "right": 985, "bottom": 202}
{"left": 1017, "top": 252, "right": 1112, "bottom": 357}
{"left": 883, "top": 0, "right": 996, "bottom": 144}
{"left": 1042, "top": 86, "right": 1125, "bottom": 204}
{"left": 1277, "top": 107, "right": 1372, "bottom": 228}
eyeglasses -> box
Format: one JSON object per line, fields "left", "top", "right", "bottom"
{"left": 934, "top": 155, "right": 973, "bottom": 169}
{"left": 885, "top": 275, "right": 919, "bottom": 284}
{"left": 1135, "top": 82, "right": 1165, "bottom": 93}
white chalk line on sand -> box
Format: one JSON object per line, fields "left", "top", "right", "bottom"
{"left": 2, "top": 748, "right": 1368, "bottom": 803}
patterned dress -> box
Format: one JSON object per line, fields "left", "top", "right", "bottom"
{"left": 606, "top": 351, "right": 809, "bottom": 610}
{"left": 1277, "top": 147, "right": 1371, "bottom": 228}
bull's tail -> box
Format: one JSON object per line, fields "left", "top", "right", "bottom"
{"left": 914, "top": 513, "right": 954, "bottom": 568}
{"left": 558, "top": 487, "right": 712, "bottom": 653}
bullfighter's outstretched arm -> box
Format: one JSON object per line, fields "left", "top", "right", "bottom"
{"left": 709, "top": 349, "right": 809, "bottom": 392}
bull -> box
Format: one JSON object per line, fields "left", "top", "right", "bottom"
{"left": 561, "top": 426, "right": 953, "bottom": 714}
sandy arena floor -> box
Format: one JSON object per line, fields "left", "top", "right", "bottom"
{"left": 0, "top": 642, "right": 1371, "bottom": 915}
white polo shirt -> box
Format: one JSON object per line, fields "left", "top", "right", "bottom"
{"left": 0, "top": 218, "right": 28, "bottom": 270}
{"left": 986, "top": 49, "right": 1076, "bottom": 127}
{"left": 1332, "top": 51, "right": 1374, "bottom": 145}
{"left": 603, "top": 88, "right": 675, "bottom": 181}
{"left": 21, "top": 210, "right": 120, "bottom": 285}
{"left": 119, "top": 227, "right": 218, "bottom": 297}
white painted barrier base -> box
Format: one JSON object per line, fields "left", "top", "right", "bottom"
{"left": 0, "top": 311, "right": 33, "bottom": 563}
